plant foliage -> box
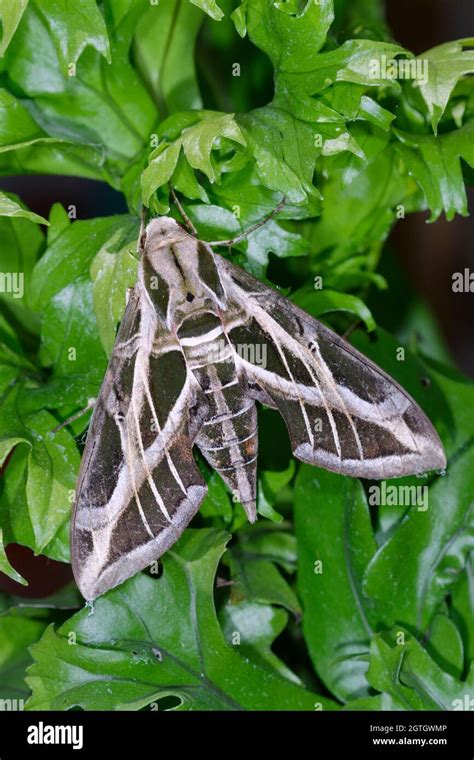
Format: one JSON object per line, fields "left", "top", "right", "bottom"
{"left": 0, "top": 0, "right": 473, "bottom": 711}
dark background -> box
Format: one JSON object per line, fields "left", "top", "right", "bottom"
{"left": 385, "top": 0, "right": 474, "bottom": 377}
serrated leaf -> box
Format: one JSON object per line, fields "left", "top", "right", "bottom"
{"left": 142, "top": 112, "right": 246, "bottom": 204}
{"left": 395, "top": 121, "right": 474, "bottom": 221}
{"left": 219, "top": 599, "right": 301, "bottom": 685}
{"left": 26, "top": 529, "right": 334, "bottom": 710}
{"left": 417, "top": 39, "right": 474, "bottom": 132}
{"left": 236, "top": 107, "right": 321, "bottom": 204}
{"left": 367, "top": 631, "right": 474, "bottom": 711}
{"left": 242, "top": 0, "right": 334, "bottom": 69}
{"left": 23, "top": 410, "right": 79, "bottom": 555}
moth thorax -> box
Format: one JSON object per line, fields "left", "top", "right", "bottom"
{"left": 177, "top": 311, "right": 223, "bottom": 341}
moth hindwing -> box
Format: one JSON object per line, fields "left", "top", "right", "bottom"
{"left": 71, "top": 216, "right": 446, "bottom": 599}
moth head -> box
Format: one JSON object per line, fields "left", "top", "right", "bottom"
{"left": 145, "top": 216, "right": 189, "bottom": 249}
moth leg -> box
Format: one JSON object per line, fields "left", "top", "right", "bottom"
{"left": 138, "top": 205, "right": 148, "bottom": 255}
{"left": 170, "top": 188, "right": 198, "bottom": 237}
{"left": 207, "top": 197, "right": 286, "bottom": 248}
{"left": 52, "top": 398, "right": 96, "bottom": 434}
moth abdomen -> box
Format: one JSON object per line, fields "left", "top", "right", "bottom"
{"left": 176, "top": 311, "right": 258, "bottom": 521}
{"left": 195, "top": 368, "right": 258, "bottom": 522}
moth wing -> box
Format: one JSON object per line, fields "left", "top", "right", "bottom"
{"left": 72, "top": 288, "right": 208, "bottom": 599}
{"left": 217, "top": 258, "right": 446, "bottom": 479}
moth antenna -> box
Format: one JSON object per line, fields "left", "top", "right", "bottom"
{"left": 170, "top": 188, "right": 198, "bottom": 237}
{"left": 52, "top": 398, "right": 96, "bottom": 434}
{"left": 207, "top": 196, "right": 286, "bottom": 248}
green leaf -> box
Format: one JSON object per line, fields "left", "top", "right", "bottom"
{"left": 0, "top": 89, "right": 106, "bottom": 179}
{"left": 367, "top": 631, "right": 474, "bottom": 711}
{"left": 141, "top": 139, "right": 182, "bottom": 204}
{"left": 417, "top": 39, "right": 474, "bottom": 132}
{"left": 236, "top": 525, "right": 297, "bottom": 574}
{"left": 291, "top": 288, "right": 376, "bottom": 332}
{"left": 198, "top": 469, "right": 233, "bottom": 524}
{"left": 354, "top": 333, "right": 474, "bottom": 633}
{"left": 295, "top": 466, "right": 377, "bottom": 702}
{"left": 0, "top": 611, "right": 49, "bottom": 703}
{"left": 3, "top": 3, "right": 155, "bottom": 176}
{"left": 257, "top": 461, "right": 295, "bottom": 524}
{"left": 133, "top": 0, "right": 204, "bottom": 114}
{"left": 219, "top": 599, "right": 301, "bottom": 685}
{"left": 425, "top": 611, "right": 464, "bottom": 681}
{"left": 38, "top": 276, "right": 107, "bottom": 386}
{"left": 0, "top": 203, "right": 45, "bottom": 334}
{"left": 90, "top": 233, "right": 138, "bottom": 355}
{"left": 230, "top": 2, "right": 246, "bottom": 38}
{"left": 395, "top": 121, "right": 474, "bottom": 221}
{"left": 190, "top": 0, "right": 224, "bottom": 21}
{"left": 0, "top": 0, "right": 28, "bottom": 56}
{"left": 46, "top": 201, "right": 70, "bottom": 245}
{"left": 26, "top": 529, "right": 335, "bottom": 710}
{"left": 0, "top": 582, "right": 82, "bottom": 616}
{"left": 31, "top": 214, "right": 136, "bottom": 311}
{"left": 451, "top": 555, "right": 474, "bottom": 671}
{"left": 229, "top": 549, "right": 301, "bottom": 616}
{"left": 241, "top": 0, "right": 335, "bottom": 68}
{"left": 34, "top": 0, "right": 111, "bottom": 69}
{"left": 0, "top": 191, "right": 48, "bottom": 225}
{"left": 236, "top": 106, "right": 321, "bottom": 205}
{"left": 22, "top": 412, "right": 79, "bottom": 556}
{"left": 273, "top": 39, "right": 407, "bottom": 122}
{"left": 0, "top": 528, "right": 27, "bottom": 585}
{"left": 142, "top": 111, "right": 246, "bottom": 205}
{"left": 0, "top": 385, "right": 79, "bottom": 561}
{"left": 307, "top": 141, "right": 413, "bottom": 290}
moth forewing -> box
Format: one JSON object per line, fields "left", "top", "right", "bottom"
{"left": 216, "top": 257, "right": 446, "bottom": 479}
{"left": 71, "top": 216, "right": 446, "bottom": 600}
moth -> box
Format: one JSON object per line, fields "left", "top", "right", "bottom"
{"left": 71, "top": 205, "right": 446, "bottom": 599}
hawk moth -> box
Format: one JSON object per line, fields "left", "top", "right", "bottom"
{"left": 71, "top": 214, "right": 446, "bottom": 599}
